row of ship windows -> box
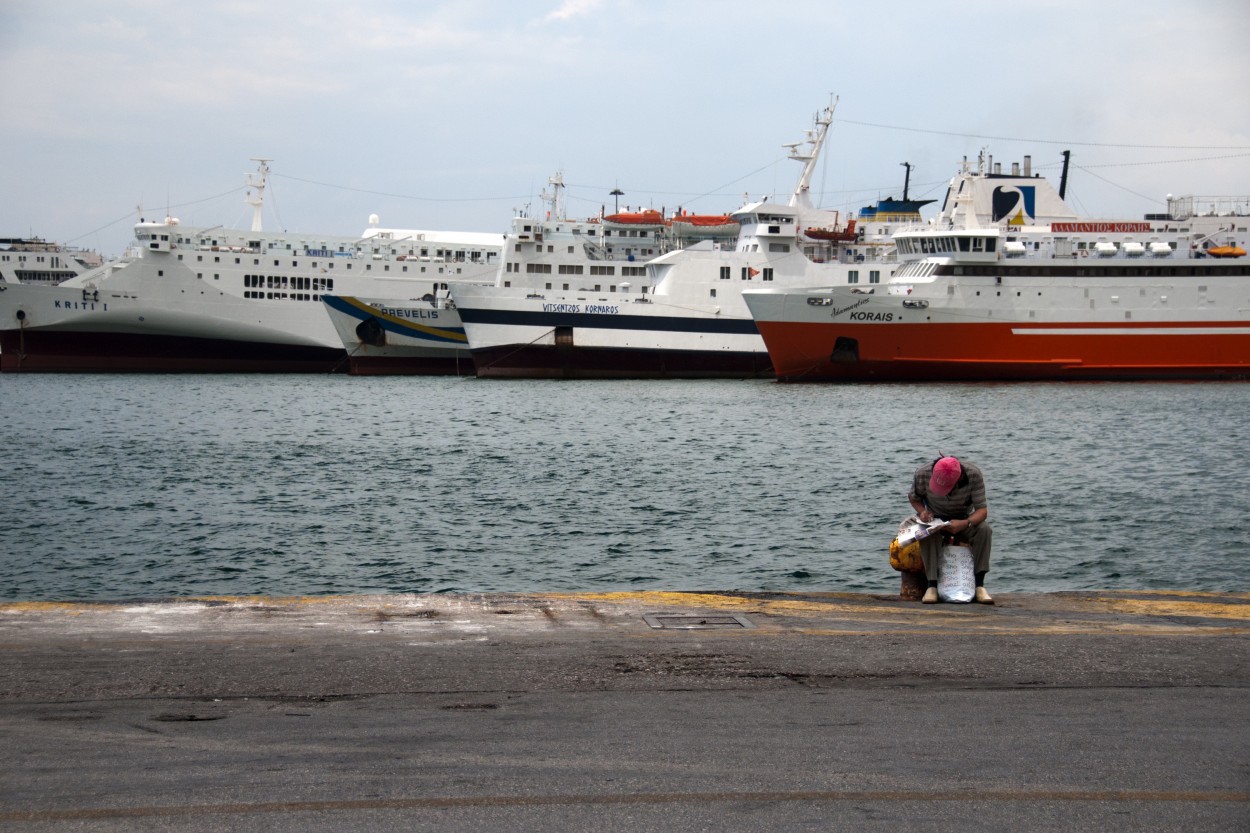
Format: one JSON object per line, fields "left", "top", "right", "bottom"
{"left": 520, "top": 227, "right": 662, "bottom": 238}
{"left": 502, "top": 281, "right": 651, "bottom": 294}
{"left": 736, "top": 243, "right": 792, "bottom": 254}
{"left": 11, "top": 270, "right": 76, "bottom": 282}
{"left": 243, "top": 291, "right": 325, "bottom": 301}
{"left": 242, "top": 275, "right": 335, "bottom": 290}
{"left": 516, "top": 244, "right": 659, "bottom": 257}
{"left": 848, "top": 270, "right": 883, "bottom": 284}
{"left": 718, "top": 267, "right": 776, "bottom": 281}
{"left": 517, "top": 263, "right": 648, "bottom": 276}
{"left": 945, "top": 264, "right": 1250, "bottom": 277}
{"left": 898, "top": 236, "right": 998, "bottom": 255}
{"left": 181, "top": 237, "right": 495, "bottom": 261}
{"left": 184, "top": 254, "right": 471, "bottom": 274}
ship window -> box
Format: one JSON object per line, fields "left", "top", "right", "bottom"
{"left": 710, "top": 288, "right": 717, "bottom": 298}
{"left": 848, "top": 270, "right": 859, "bottom": 284}
{"left": 762, "top": 268, "right": 774, "bottom": 281}
{"left": 720, "top": 266, "right": 730, "bottom": 280}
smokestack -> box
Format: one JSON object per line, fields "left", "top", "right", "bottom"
{"left": 1024, "top": 155, "right": 1032, "bottom": 177}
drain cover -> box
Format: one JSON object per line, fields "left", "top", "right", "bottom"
{"left": 643, "top": 613, "right": 754, "bottom": 630}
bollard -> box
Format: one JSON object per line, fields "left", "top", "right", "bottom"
{"left": 900, "top": 568, "right": 928, "bottom": 601}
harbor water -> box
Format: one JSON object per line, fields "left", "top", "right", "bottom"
{"left": 2, "top": 374, "right": 1248, "bottom": 601}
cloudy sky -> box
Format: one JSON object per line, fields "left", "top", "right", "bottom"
{"left": 2, "top": 0, "right": 1248, "bottom": 256}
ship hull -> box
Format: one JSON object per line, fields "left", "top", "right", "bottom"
{"left": 454, "top": 291, "right": 774, "bottom": 379}
{"left": 0, "top": 329, "right": 344, "bottom": 373}
{"left": 753, "top": 319, "right": 1250, "bottom": 382}
{"left": 321, "top": 294, "right": 475, "bottom": 376}
{"left": 745, "top": 283, "right": 1250, "bottom": 382}
{"left": 470, "top": 343, "right": 772, "bottom": 379}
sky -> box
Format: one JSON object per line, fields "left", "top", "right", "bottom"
{"left": 2, "top": 0, "right": 1248, "bottom": 257}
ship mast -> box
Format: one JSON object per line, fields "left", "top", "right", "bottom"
{"left": 245, "top": 158, "right": 272, "bottom": 233}
{"left": 541, "top": 171, "right": 566, "bottom": 221}
{"left": 787, "top": 97, "right": 837, "bottom": 210}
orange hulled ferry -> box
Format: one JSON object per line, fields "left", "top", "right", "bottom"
{"left": 744, "top": 153, "right": 1250, "bottom": 381}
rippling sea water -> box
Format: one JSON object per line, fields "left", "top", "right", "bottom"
{"left": 2, "top": 374, "right": 1248, "bottom": 600}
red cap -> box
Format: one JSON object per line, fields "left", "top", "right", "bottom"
{"left": 929, "top": 457, "right": 962, "bottom": 496}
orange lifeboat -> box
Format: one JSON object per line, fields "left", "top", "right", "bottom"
{"left": 803, "top": 219, "right": 858, "bottom": 242}
{"left": 1207, "top": 245, "right": 1247, "bottom": 258}
{"left": 603, "top": 209, "right": 667, "bottom": 226}
{"left": 671, "top": 212, "right": 740, "bottom": 235}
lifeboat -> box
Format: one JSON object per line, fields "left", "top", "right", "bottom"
{"left": 803, "top": 219, "right": 857, "bottom": 242}
{"left": 1207, "top": 245, "right": 1247, "bottom": 258}
{"left": 671, "top": 213, "right": 740, "bottom": 235}
{"left": 603, "top": 209, "right": 667, "bottom": 226}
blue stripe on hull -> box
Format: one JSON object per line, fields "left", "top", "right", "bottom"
{"left": 458, "top": 307, "right": 760, "bottom": 335}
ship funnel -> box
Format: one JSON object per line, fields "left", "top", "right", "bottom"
{"left": 1024, "top": 155, "right": 1032, "bottom": 177}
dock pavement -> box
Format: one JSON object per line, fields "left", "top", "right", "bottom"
{"left": 1, "top": 589, "right": 1247, "bottom": 832}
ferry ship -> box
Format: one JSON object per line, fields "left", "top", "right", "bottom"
{"left": 324, "top": 172, "right": 738, "bottom": 374}
{"left": 0, "top": 160, "right": 503, "bottom": 372}
{"left": 742, "top": 153, "right": 1250, "bottom": 381}
{"left": 449, "top": 102, "right": 922, "bottom": 379}
{"left": 1, "top": 237, "right": 105, "bottom": 285}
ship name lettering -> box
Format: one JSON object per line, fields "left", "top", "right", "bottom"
{"left": 849, "top": 310, "right": 894, "bottom": 322}
{"left": 544, "top": 303, "right": 580, "bottom": 313}
{"left": 53, "top": 300, "right": 106, "bottom": 311}
{"left": 830, "top": 298, "right": 871, "bottom": 318}
{"left": 585, "top": 305, "right": 619, "bottom": 315}
{"left": 380, "top": 306, "right": 438, "bottom": 320}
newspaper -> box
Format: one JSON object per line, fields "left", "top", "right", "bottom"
{"left": 895, "top": 518, "right": 949, "bottom": 549}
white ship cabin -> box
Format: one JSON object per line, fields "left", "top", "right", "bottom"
{"left": 889, "top": 151, "right": 1249, "bottom": 279}
{"left": 125, "top": 216, "right": 503, "bottom": 305}
{"left": 733, "top": 200, "right": 798, "bottom": 253}
{"left": 0, "top": 237, "right": 102, "bottom": 284}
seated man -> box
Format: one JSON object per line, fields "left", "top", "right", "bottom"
{"left": 908, "top": 455, "right": 993, "bottom": 604}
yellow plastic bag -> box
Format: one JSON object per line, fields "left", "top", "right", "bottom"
{"left": 889, "top": 517, "right": 924, "bottom": 572}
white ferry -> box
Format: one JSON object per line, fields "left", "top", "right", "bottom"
{"left": 448, "top": 102, "right": 920, "bottom": 379}
{"left": 0, "top": 160, "right": 503, "bottom": 372}
{"left": 0, "top": 237, "right": 105, "bottom": 285}
{"left": 323, "top": 172, "right": 738, "bottom": 374}
{"left": 743, "top": 152, "right": 1250, "bottom": 381}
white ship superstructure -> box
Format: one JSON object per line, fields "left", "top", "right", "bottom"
{"left": 1, "top": 237, "right": 105, "bottom": 285}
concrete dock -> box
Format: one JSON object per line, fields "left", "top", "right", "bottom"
{"left": 1, "top": 589, "right": 1247, "bottom": 831}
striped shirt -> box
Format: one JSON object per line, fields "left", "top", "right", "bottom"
{"left": 909, "top": 460, "right": 987, "bottom": 520}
